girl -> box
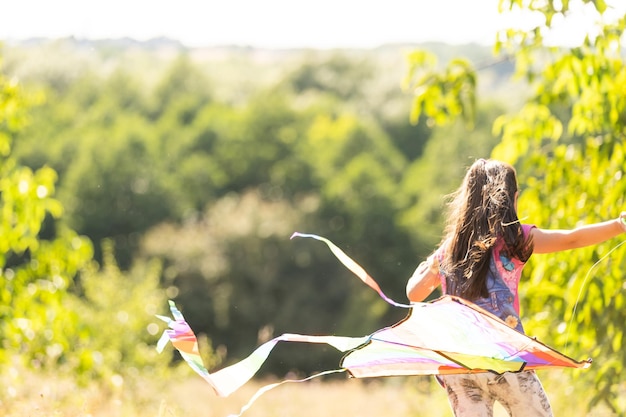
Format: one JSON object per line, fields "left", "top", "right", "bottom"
{"left": 406, "top": 158, "right": 626, "bottom": 417}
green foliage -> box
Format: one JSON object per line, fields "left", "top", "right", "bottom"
{"left": 140, "top": 190, "right": 355, "bottom": 373}
{"left": 0, "top": 57, "right": 94, "bottom": 370}
{"left": 515, "top": 140, "right": 626, "bottom": 413}
{"left": 151, "top": 54, "right": 212, "bottom": 120}
{"left": 60, "top": 111, "right": 174, "bottom": 267}
{"left": 3, "top": 40, "right": 516, "bottom": 380}
{"left": 284, "top": 52, "right": 376, "bottom": 100}
{"left": 72, "top": 240, "right": 170, "bottom": 381}
{"left": 403, "top": 50, "right": 476, "bottom": 127}
{"left": 404, "top": 1, "right": 626, "bottom": 412}
{"left": 0, "top": 53, "right": 172, "bottom": 393}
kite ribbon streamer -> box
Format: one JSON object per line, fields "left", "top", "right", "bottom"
{"left": 157, "top": 300, "right": 369, "bottom": 397}
{"left": 290, "top": 232, "right": 412, "bottom": 308}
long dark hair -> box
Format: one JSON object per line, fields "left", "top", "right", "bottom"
{"left": 440, "top": 159, "right": 533, "bottom": 300}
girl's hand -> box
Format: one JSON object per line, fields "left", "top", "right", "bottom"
{"left": 619, "top": 212, "right": 626, "bottom": 232}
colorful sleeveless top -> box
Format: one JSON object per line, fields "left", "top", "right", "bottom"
{"left": 435, "top": 224, "right": 535, "bottom": 334}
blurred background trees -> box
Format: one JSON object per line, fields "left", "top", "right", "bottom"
{"left": 2, "top": 40, "right": 501, "bottom": 377}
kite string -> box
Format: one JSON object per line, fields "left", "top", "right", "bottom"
{"left": 563, "top": 239, "right": 626, "bottom": 354}
{"left": 226, "top": 369, "right": 346, "bottom": 417}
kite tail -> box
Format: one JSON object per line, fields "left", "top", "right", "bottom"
{"left": 290, "top": 232, "right": 412, "bottom": 308}
{"left": 156, "top": 233, "right": 407, "bottom": 399}
{"left": 156, "top": 300, "right": 368, "bottom": 397}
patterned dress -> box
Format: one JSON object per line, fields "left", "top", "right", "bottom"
{"left": 433, "top": 224, "right": 554, "bottom": 417}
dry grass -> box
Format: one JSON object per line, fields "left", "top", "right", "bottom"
{"left": 0, "top": 368, "right": 621, "bottom": 417}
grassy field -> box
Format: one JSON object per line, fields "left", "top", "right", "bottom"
{"left": 0, "top": 369, "right": 621, "bottom": 417}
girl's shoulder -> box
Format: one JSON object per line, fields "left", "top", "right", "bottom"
{"left": 521, "top": 223, "right": 536, "bottom": 236}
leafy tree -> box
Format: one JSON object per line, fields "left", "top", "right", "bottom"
{"left": 495, "top": 1, "right": 626, "bottom": 412}
{"left": 60, "top": 111, "right": 174, "bottom": 268}
{"left": 0, "top": 56, "right": 93, "bottom": 371}
{"left": 299, "top": 111, "right": 414, "bottom": 324}
{"left": 406, "top": 0, "right": 626, "bottom": 412}
{"left": 398, "top": 101, "right": 507, "bottom": 262}
{"left": 72, "top": 240, "right": 169, "bottom": 382}
{"left": 15, "top": 66, "right": 179, "bottom": 266}
{"left": 213, "top": 89, "right": 305, "bottom": 194}
{"left": 284, "top": 52, "right": 375, "bottom": 101}
{"left": 0, "top": 55, "right": 170, "bottom": 390}
{"left": 403, "top": 50, "right": 476, "bottom": 128}
{"left": 150, "top": 54, "right": 212, "bottom": 121}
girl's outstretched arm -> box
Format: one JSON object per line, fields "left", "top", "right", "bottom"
{"left": 406, "top": 253, "right": 441, "bottom": 302}
{"left": 531, "top": 212, "right": 626, "bottom": 254}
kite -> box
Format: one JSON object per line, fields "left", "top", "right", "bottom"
{"left": 157, "top": 232, "right": 592, "bottom": 417}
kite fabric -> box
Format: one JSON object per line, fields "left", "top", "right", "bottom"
{"left": 156, "top": 232, "right": 591, "bottom": 416}
{"left": 341, "top": 295, "right": 591, "bottom": 378}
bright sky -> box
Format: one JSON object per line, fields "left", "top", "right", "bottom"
{"left": 1, "top": 0, "right": 624, "bottom": 49}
